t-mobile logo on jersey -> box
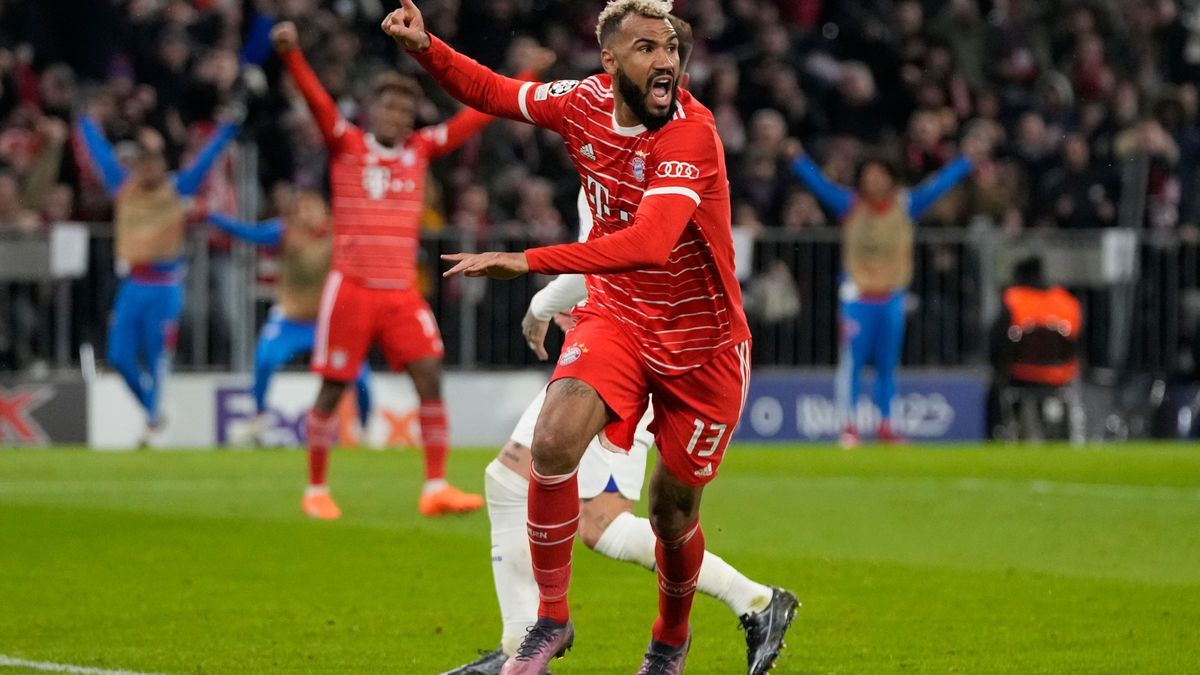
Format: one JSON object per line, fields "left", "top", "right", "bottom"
{"left": 585, "top": 175, "right": 633, "bottom": 223}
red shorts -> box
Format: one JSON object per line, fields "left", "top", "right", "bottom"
{"left": 312, "top": 271, "right": 444, "bottom": 381}
{"left": 550, "top": 311, "right": 751, "bottom": 486}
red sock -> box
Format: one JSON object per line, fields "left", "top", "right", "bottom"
{"left": 306, "top": 410, "right": 338, "bottom": 487}
{"left": 418, "top": 400, "right": 449, "bottom": 481}
{"left": 527, "top": 465, "right": 579, "bottom": 623}
{"left": 652, "top": 519, "right": 704, "bottom": 647}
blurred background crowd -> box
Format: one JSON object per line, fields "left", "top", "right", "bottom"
{"left": 2, "top": 0, "right": 1200, "bottom": 380}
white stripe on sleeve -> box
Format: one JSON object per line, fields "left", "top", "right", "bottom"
{"left": 643, "top": 186, "right": 701, "bottom": 206}
{"left": 517, "top": 82, "right": 535, "bottom": 123}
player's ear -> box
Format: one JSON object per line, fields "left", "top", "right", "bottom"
{"left": 681, "top": 73, "right": 690, "bottom": 88}
{"left": 600, "top": 47, "right": 618, "bottom": 76}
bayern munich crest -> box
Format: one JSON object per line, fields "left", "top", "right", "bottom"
{"left": 633, "top": 156, "right": 646, "bottom": 182}
{"left": 559, "top": 343, "right": 586, "bottom": 366}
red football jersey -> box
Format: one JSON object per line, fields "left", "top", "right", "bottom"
{"left": 413, "top": 36, "right": 749, "bottom": 373}
{"left": 282, "top": 48, "right": 494, "bottom": 288}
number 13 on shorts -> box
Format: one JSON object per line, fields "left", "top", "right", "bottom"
{"left": 686, "top": 419, "right": 728, "bottom": 458}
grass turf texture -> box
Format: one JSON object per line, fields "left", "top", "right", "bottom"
{"left": 1, "top": 446, "right": 1198, "bottom": 674}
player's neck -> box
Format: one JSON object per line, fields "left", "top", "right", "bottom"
{"left": 612, "top": 91, "right": 642, "bottom": 129}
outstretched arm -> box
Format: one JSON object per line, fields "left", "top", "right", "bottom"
{"left": 907, "top": 155, "right": 973, "bottom": 219}
{"left": 790, "top": 154, "right": 854, "bottom": 219}
{"left": 207, "top": 214, "right": 284, "bottom": 247}
{"left": 273, "top": 22, "right": 348, "bottom": 149}
{"left": 174, "top": 122, "right": 238, "bottom": 197}
{"left": 443, "top": 120, "right": 715, "bottom": 278}
{"left": 417, "top": 66, "right": 537, "bottom": 159}
{"left": 78, "top": 116, "right": 127, "bottom": 196}
{"left": 384, "top": 4, "right": 570, "bottom": 133}
{"left": 442, "top": 194, "right": 694, "bottom": 278}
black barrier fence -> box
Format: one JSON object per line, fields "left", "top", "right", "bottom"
{"left": 2, "top": 226, "right": 1199, "bottom": 380}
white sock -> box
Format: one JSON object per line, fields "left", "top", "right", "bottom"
{"left": 422, "top": 478, "right": 448, "bottom": 495}
{"left": 593, "top": 511, "right": 657, "bottom": 569}
{"left": 593, "top": 512, "right": 772, "bottom": 617}
{"left": 698, "top": 550, "right": 774, "bottom": 616}
{"left": 484, "top": 459, "right": 538, "bottom": 656}
{"left": 304, "top": 485, "right": 329, "bottom": 497}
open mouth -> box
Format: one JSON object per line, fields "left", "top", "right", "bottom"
{"left": 649, "top": 75, "right": 674, "bottom": 108}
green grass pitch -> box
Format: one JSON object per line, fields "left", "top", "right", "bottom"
{"left": 1, "top": 444, "right": 1199, "bottom": 674}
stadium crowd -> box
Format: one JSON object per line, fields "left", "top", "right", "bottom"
{"left": 1, "top": 0, "right": 1200, "bottom": 371}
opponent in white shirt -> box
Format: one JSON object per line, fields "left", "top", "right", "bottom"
{"left": 443, "top": 189, "right": 798, "bottom": 675}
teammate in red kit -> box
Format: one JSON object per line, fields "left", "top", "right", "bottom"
{"left": 271, "top": 22, "right": 536, "bottom": 519}
{"left": 384, "top": 1, "right": 758, "bottom": 671}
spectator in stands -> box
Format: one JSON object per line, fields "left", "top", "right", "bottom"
{"left": 1039, "top": 134, "right": 1119, "bottom": 229}
{"left": 1114, "top": 119, "right": 1181, "bottom": 229}
{"left": 0, "top": 167, "right": 38, "bottom": 235}
{"left": 453, "top": 182, "right": 492, "bottom": 238}
{"left": 513, "top": 177, "right": 564, "bottom": 247}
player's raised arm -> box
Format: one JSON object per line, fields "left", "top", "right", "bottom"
{"left": 207, "top": 213, "right": 284, "bottom": 247}
{"left": 416, "top": 54, "right": 549, "bottom": 159}
{"left": 174, "top": 119, "right": 239, "bottom": 197}
{"left": 272, "top": 21, "right": 347, "bottom": 149}
{"left": 788, "top": 147, "right": 855, "bottom": 220}
{"left": 383, "top": 1, "right": 570, "bottom": 134}
{"left": 78, "top": 115, "right": 128, "bottom": 197}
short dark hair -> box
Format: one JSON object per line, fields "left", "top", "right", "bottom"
{"left": 372, "top": 71, "right": 422, "bottom": 102}
{"left": 855, "top": 155, "right": 897, "bottom": 185}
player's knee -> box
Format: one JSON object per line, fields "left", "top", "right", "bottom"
{"left": 413, "top": 376, "right": 441, "bottom": 402}
{"left": 648, "top": 497, "right": 698, "bottom": 542}
{"left": 529, "top": 428, "right": 582, "bottom": 475}
{"left": 313, "top": 379, "right": 348, "bottom": 414}
{"left": 407, "top": 358, "right": 443, "bottom": 401}
{"left": 648, "top": 509, "right": 687, "bottom": 542}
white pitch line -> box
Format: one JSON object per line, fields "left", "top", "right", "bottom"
{"left": 0, "top": 654, "right": 160, "bottom": 675}
{"left": 796, "top": 476, "right": 1200, "bottom": 501}
{"left": 0, "top": 478, "right": 276, "bottom": 494}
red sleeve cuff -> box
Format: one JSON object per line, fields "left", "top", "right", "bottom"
{"left": 525, "top": 247, "right": 551, "bottom": 274}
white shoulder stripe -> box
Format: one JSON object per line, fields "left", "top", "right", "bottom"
{"left": 644, "top": 186, "right": 701, "bottom": 206}
{"left": 517, "top": 82, "right": 535, "bottom": 123}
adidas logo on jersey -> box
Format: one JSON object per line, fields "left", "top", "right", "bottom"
{"left": 694, "top": 463, "right": 714, "bottom": 478}
{"left": 580, "top": 144, "right": 596, "bottom": 161}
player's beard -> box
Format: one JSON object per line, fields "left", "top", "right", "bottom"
{"left": 616, "top": 69, "right": 677, "bottom": 131}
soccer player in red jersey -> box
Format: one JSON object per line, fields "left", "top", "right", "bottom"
{"left": 385, "top": 1, "right": 756, "bottom": 671}
{"left": 271, "top": 22, "right": 536, "bottom": 519}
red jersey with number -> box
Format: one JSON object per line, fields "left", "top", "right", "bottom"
{"left": 520, "top": 76, "right": 749, "bottom": 373}
{"left": 281, "top": 48, "right": 495, "bottom": 288}
{"left": 413, "top": 38, "right": 749, "bottom": 373}
{"left": 540, "top": 78, "right": 747, "bottom": 373}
